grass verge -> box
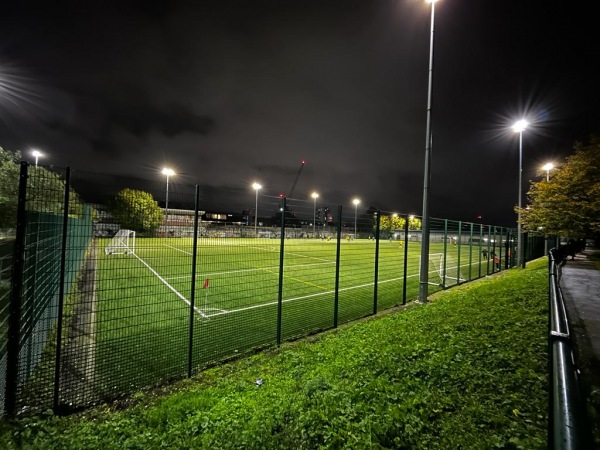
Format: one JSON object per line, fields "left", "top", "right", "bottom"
{"left": 0, "top": 259, "right": 549, "bottom": 449}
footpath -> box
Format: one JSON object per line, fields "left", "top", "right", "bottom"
{"left": 558, "top": 248, "right": 600, "bottom": 443}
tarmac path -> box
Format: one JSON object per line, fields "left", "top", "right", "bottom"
{"left": 558, "top": 248, "right": 600, "bottom": 445}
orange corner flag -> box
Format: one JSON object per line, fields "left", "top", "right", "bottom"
{"left": 203, "top": 278, "right": 209, "bottom": 289}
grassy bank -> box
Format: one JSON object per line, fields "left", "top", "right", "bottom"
{"left": 1, "top": 259, "right": 549, "bottom": 449}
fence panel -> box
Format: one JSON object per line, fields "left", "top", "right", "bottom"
{"left": 279, "top": 197, "right": 337, "bottom": 340}
{"left": 195, "top": 194, "right": 283, "bottom": 368}
{"left": 336, "top": 202, "right": 376, "bottom": 325}
{"left": 0, "top": 236, "right": 13, "bottom": 413}
{"left": 81, "top": 172, "right": 197, "bottom": 404}
{"left": 3, "top": 163, "right": 539, "bottom": 416}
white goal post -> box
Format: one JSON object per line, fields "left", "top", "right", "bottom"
{"left": 420, "top": 252, "right": 465, "bottom": 287}
{"left": 104, "top": 229, "right": 136, "bottom": 255}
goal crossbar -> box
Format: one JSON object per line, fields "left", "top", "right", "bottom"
{"left": 105, "top": 229, "right": 136, "bottom": 255}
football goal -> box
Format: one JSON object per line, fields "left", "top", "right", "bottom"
{"left": 420, "top": 252, "right": 465, "bottom": 287}
{"left": 104, "top": 229, "right": 136, "bottom": 255}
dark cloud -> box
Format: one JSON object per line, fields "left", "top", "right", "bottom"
{"left": 1, "top": 0, "right": 598, "bottom": 226}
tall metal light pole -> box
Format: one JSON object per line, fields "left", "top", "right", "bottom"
{"left": 512, "top": 119, "right": 527, "bottom": 268}
{"left": 32, "top": 149, "right": 43, "bottom": 167}
{"left": 542, "top": 162, "right": 553, "bottom": 255}
{"left": 161, "top": 168, "right": 175, "bottom": 224}
{"left": 252, "top": 182, "right": 262, "bottom": 236}
{"left": 418, "top": 0, "right": 438, "bottom": 303}
{"left": 352, "top": 198, "right": 360, "bottom": 238}
{"left": 311, "top": 192, "right": 319, "bottom": 235}
{"left": 543, "top": 162, "right": 554, "bottom": 182}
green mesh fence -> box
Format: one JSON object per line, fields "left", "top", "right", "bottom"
{"left": 2, "top": 164, "right": 545, "bottom": 416}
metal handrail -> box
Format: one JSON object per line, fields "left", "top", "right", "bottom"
{"left": 548, "top": 249, "right": 591, "bottom": 449}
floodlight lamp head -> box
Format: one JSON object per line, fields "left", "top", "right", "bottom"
{"left": 252, "top": 182, "right": 262, "bottom": 191}
{"left": 512, "top": 119, "right": 528, "bottom": 133}
{"left": 162, "top": 167, "right": 175, "bottom": 177}
{"left": 311, "top": 192, "right": 319, "bottom": 199}
{"left": 543, "top": 162, "right": 554, "bottom": 171}
{"left": 32, "top": 149, "right": 43, "bottom": 158}
{"left": 352, "top": 198, "right": 360, "bottom": 206}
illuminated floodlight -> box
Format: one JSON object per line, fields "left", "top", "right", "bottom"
{"left": 311, "top": 192, "right": 319, "bottom": 235}
{"left": 31, "top": 149, "right": 43, "bottom": 166}
{"left": 161, "top": 167, "right": 175, "bottom": 222}
{"left": 352, "top": 198, "right": 360, "bottom": 238}
{"left": 252, "top": 182, "right": 262, "bottom": 236}
{"left": 542, "top": 162, "right": 554, "bottom": 181}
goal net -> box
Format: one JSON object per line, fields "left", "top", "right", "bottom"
{"left": 105, "top": 229, "right": 136, "bottom": 255}
{"left": 421, "top": 252, "right": 465, "bottom": 287}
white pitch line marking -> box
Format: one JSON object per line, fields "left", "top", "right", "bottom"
{"left": 163, "top": 243, "right": 193, "bottom": 255}
{"left": 133, "top": 253, "right": 207, "bottom": 318}
{"left": 163, "top": 261, "right": 335, "bottom": 281}
{"left": 205, "top": 273, "right": 419, "bottom": 318}
{"left": 163, "top": 242, "right": 335, "bottom": 264}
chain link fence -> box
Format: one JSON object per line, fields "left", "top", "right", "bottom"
{"left": 1, "top": 163, "right": 545, "bottom": 416}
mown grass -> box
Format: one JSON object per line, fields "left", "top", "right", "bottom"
{"left": 0, "top": 258, "right": 548, "bottom": 449}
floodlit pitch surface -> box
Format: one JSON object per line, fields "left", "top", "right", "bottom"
{"left": 94, "top": 237, "right": 491, "bottom": 394}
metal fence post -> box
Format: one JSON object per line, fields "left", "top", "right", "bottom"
{"left": 486, "top": 225, "right": 492, "bottom": 275}
{"left": 373, "top": 211, "right": 381, "bottom": 315}
{"left": 187, "top": 185, "right": 200, "bottom": 378}
{"left": 53, "top": 167, "right": 71, "bottom": 413}
{"left": 276, "top": 197, "right": 286, "bottom": 346}
{"left": 457, "top": 221, "right": 462, "bottom": 283}
{"left": 468, "top": 222, "right": 473, "bottom": 281}
{"left": 333, "top": 205, "right": 342, "bottom": 328}
{"left": 504, "top": 228, "right": 511, "bottom": 269}
{"left": 442, "top": 219, "right": 448, "bottom": 287}
{"left": 5, "top": 162, "right": 29, "bottom": 416}
{"left": 402, "top": 214, "right": 409, "bottom": 305}
{"left": 492, "top": 226, "right": 498, "bottom": 273}
{"left": 478, "top": 224, "right": 483, "bottom": 278}
{"left": 522, "top": 232, "right": 528, "bottom": 268}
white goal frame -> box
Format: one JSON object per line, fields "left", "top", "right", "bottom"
{"left": 420, "top": 252, "right": 465, "bottom": 287}
{"left": 104, "top": 229, "right": 136, "bottom": 255}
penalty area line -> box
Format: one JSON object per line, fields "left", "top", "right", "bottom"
{"left": 133, "top": 253, "right": 207, "bottom": 318}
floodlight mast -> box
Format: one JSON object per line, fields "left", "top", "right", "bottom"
{"left": 252, "top": 182, "right": 262, "bottom": 236}
{"left": 32, "top": 149, "right": 43, "bottom": 167}
{"left": 542, "top": 162, "right": 553, "bottom": 255}
{"left": 512, "top": 119, "right": 527, "bottom": 268}
{"left": 352, "top": 198, "right": 360, "bottom": 238}
{"left": 543, "top": 162, "right": 554, "bottom": 182}
{"left": 162, "top": 167, "right": 175, "bottom": 224}
{"left": 418, "top": 0, "right": 438, "bottom": 303}
{"left": 311, "top": 192, "right": 319, "bottom": 235}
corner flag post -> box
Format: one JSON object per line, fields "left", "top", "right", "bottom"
{"left": 203, "top": 278, "right": 209, "bottom": 308}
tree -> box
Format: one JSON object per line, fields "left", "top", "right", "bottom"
{"left": 375, "top": 213, "right": 422, "bottom": 238}
{"left": 519, "top": 136, "right": 600, "bottom": 238}
{"left": 108, "top": 188, "right": 163, "bottom": 234}
{"left": 0, "top": 147, "right": 84, "bottom": 228}
{"left": 0, "top": 147, "right": 20, "bottom": 228}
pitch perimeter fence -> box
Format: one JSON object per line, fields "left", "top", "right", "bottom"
{"left": 1, "top": 163, "right": 544, "bottom": 416}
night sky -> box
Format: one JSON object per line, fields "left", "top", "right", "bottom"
{"left": 1, "top": 1, "right": 598, "bottom": 226}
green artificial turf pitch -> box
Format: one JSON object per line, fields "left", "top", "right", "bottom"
{"left": 89, "top": 237, "right": 491, "bottom": 396}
